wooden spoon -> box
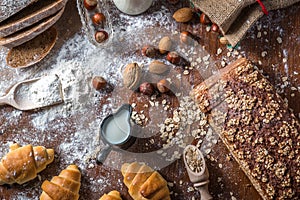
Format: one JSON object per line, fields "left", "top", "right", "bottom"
{"left": 0, "top": 75, "right": 63, "bottom": 111}
{"left": 183, "top": 145, "right": 213, "bottom": 200}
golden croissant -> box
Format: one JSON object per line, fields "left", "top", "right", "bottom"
{"left": 121, "top": 162, "right": 171, "bottom": 200}
{"left": 99, "top": 190, "right": 122, "bottom": 200}
{"left": 0, "top": 143, "right": 54, "bottom": 185}
{"left": 40, "top": 164, "right": 81, "bottom": 200}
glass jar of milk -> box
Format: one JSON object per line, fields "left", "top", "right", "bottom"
{"left": 113, "top": 0, "right": 154, "bottom": 15}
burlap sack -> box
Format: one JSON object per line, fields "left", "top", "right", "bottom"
{"left": 192, "top": 0, "right": 300, "bottom": 46}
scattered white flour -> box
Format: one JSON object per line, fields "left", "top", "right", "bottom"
{"left": 15, "top": 75, "right": 63, "bottom": 110}
{"left": 0, "top": 0, "right": 35, "bottom": 23}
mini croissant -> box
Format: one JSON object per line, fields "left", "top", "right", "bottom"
{"left": 40, "top": 165, "right": 81, "bottom": 200}
{"left": 121, "top": 162, "right": 171, "bottom": 200}
{"left": 99, "top": 190, "right": 122, "bottom": 200}
{"left": 0, "top": 143, "right": 54, "bottom": 185}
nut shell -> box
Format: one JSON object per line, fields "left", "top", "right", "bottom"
{"left": 166, "top": 51, "right": 180, "bottom": 64}
{"left": 180, "top": 31, "right": 193, "bottom": 44}
{"left": 92, "top": 13, "right": 106, "bottom": 25}
{"left": 92, "top": 76, "right": 107, "bottom": 90}
{"left": 173, "top": 7, "right": 194, "bottom": 23}
{"left": 95, "top": 30, "right": 108, "bottom": 43}
{"left": 149, "top": 60, "right": 169, "bottom": 74}
{"left": 141, "top": 45, "right": 157, "bottom": 57}
{"left": 158, "top": 36, "right": 172, "bottom": 54}
{"left": 84, "top": 0, "right": 97, "bottom": 10}
{"left": 211, "top": 23, "right": 219, "bottom": 33}
{"left": 139, "top": 82, "right": 154, "bottom": 95}
{"left": 157, "top": 79, "right": 170, "bottom": 93}
{"left": 123, "top": 63, "right": 142, "bottom": 90}
{"left": 219, "top": 36, "right": 229, "bottom": 45}
{"left": 200, "top": 13, "right": 211, "bottom": 25}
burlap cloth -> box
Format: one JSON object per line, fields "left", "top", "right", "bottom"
{"left": 191, "top": 0, "right": 300, "bottom": 46}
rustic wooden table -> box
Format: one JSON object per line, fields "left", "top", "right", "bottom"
{"left": 0, "top": 0, "right": 299, "bottom": 199}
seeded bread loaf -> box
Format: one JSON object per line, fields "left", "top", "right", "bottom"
{"left": 6, "top": 27, "right": 57, "bottom": 68}
{"left": 0, "top": 0, "right": 66, "bottom": 38}
{"left": 191, "top": 58, "right": 300, "bottom": 200}
{"left": 0, "top": 7, "right": 64, "bottom": 48}
{"left": 0, "top": 0, "right": 37, "bottom": 23}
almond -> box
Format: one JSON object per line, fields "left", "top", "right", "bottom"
{"left": 149, "top": 60, "right": 170, "bottom": 74}
{"left": 173, "top": 7, "right": 193, "bottom": 23}
{"left": 158, "top": 36, "right": 172, "bottom": 54}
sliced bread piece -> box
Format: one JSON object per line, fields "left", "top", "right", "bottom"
{"left": 0, "top": 0, "right": 66, "bottom": 38}
{"left": 0, "top": 0, "right": 37, "bottom": 23}
{"left": 0, "top": 7, "right": 64, "bottom": 48}
{"left": 6, "top": 27, "right": 57, "bottom": 68}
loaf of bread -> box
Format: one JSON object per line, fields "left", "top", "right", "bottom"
{"left": 99, "top": 190, "right": 122, "bottom": 200}
{"left": 6, "top": 26, "right": 57, "bottom": 68}
{"left": 0, "top": 7, "right": 64, "bottom": 48}
{"left": 40, "top": 165, "right": 81, "bottom": 200}
{"left": 0, "top": 143, "right": 54, "bottom": 185}
{"left": 121, "top": 162, "right": 171, "bottom": 200}
{"left": 191, "top": 58, "right": 300, "bottom": 200}
{"left": 0, "top": 0, "right": 66, "bottom": 38}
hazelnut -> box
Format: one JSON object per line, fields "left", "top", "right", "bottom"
{"left": 141, "top": 45, "right": 158, "bottom": 57}
{"left": 139, "top": 82, "right": 154, "bottom": 95}
{"left": 92, "top": 76, "right": 107, "bottom": 90}
{"left": 180, "top": 31, "right": 193, "bottom": 44}
{"left": 95, "top": 30, "right": 108, "bottom": 43}
{"left": 157, "top": 79, "right": 170, "bottom": 93}
{"left": 158, "top": 36, "right": 172, "bottom": 54}
{"left": 166, "top": 51, "right": 180, "bottom": 64}
{"left": 200, "top": 13, "right": 211, "bottom": 25}
{"left": 92, "top": 12, "right": 106, "bottom": 25}
{"left": 84, "top": 0, "right": 97, "bottom": 10}
{"left": 211, "top": 23, "right": 219, "bottom": 32}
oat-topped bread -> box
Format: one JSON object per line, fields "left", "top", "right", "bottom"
{"left": 0, "top": 0, "right": 66, "bottom": 38}
{"left": 191, "top": 58, "right": 300, "bottom": 200}
{"left": 0, "top": 0, "right": 37, "bottom": 23}
{"left": 6, "top": 26, "right": 57, "bottom": 68}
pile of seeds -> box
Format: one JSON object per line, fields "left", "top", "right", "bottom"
{"left": 185, "top": 146, "right": 204, "bottom": 173}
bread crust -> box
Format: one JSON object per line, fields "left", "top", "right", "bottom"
{"left": 0, "top": 7, "right": 64, "bottom": 48}
{"left": 191, "top": 58, "right": 300, "bottom": 200}
{"left": 0, "top": 0, "right": 66, "bottom": 38}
